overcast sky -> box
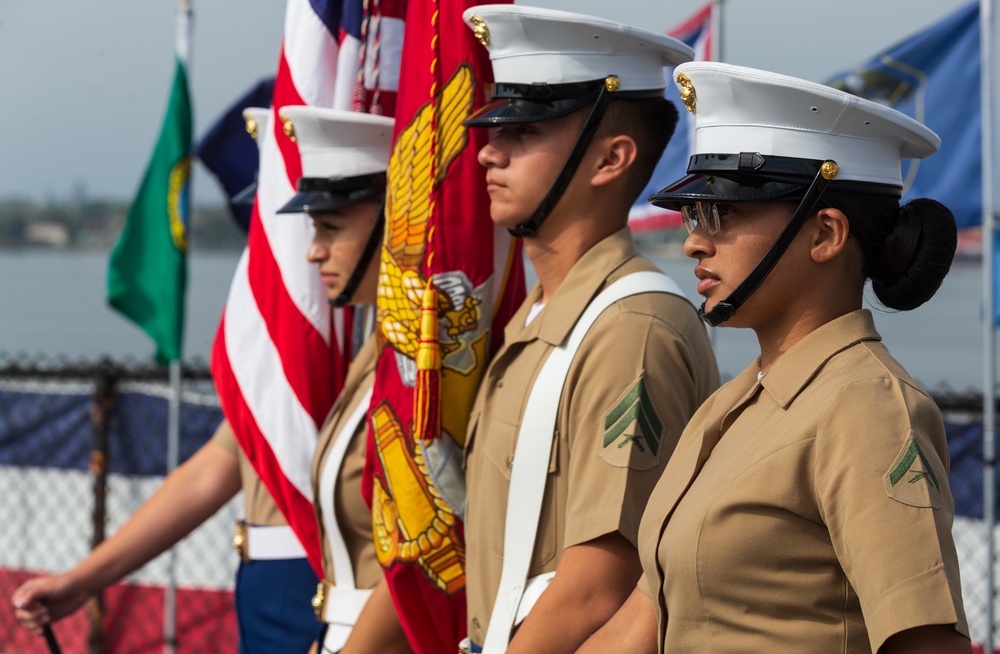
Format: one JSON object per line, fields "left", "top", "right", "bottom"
{"left": 0, "top": 0, "right": 976, "bottom": 205}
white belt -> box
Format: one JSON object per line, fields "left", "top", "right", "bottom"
{"left": 316, "top": 386, "right": 375, "bottom": 653}
{"left": 232, "top": 522, "right": 307, "bottom": 561}
{"left": 319, "top": 387, "right": 374, "bottom": 589}
{"left": 317, "top": 584, "right": 374, "bottom": 652}
{"left": 458, "top": 574, "right": 556, "bottom": 653}
{"left": 482, "top": 272, "right": 685, "bottom": 653}
{"left": 514, "top": 572, "right": 555, "bottom": 625}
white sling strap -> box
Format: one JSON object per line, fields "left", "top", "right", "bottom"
{"left": 481, "top": 272, "right": 685, "bottom": 653}
{"left": 318, "top": 386, "right": 375, "bottom": 652}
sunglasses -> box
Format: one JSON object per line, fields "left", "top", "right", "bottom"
{"left": 680, "top": 202, "right": 732, "bottom": 236}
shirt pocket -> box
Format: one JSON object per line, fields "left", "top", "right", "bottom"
{"left": 482, "top": 417, "right": 560, "bottom": 565}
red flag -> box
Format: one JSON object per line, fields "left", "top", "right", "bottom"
{"left": 211, "top": 0, "right": 404, "bottom": 575}
{"left": 363, "top": 0, "right": 524, "bottom": 650}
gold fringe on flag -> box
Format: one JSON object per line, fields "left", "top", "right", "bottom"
{"left": 414, "top": 281, "right": 441, "bottom": 444}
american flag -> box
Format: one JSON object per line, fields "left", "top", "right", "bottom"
{"left": 210, "top": 0, "right": 405, "bottom": 574}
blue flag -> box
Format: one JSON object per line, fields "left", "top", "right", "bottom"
{"left": 825, "top": 2, "right": 981, "bottom": 229}
{"left": 629, "top": 3, "right": 714, "bottom": 232}
{"left": 193, "top": 76, "right": 275, "bottom": 232}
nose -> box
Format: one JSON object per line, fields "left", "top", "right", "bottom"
{"left": 477, "top": 137, "right": 507, "bottom": 169}
{"left": 306, "top": 236, "right": 328, "bottom": 264}
{"left": 683, "top": 228, "right": 715, "bottom": 261}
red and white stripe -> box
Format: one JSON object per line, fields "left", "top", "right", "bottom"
{"left": 211, "top": 0, "right": 403, "bottom": 574}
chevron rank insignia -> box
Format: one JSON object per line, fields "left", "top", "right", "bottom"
{"left": 883, "top": 433, "right": 943, "bottom": 509}
{"left": 600, "top": 372, "right": 663, "bottom": 470}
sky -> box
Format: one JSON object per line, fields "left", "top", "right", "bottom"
{"left": 0, "top": 0, "right": 979, "bottom": 206}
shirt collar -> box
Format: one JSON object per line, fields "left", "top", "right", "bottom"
{"left": 759, "top": 309, "right": 882, "bottom": 409}
{"left": 508, "top": 227, "right": 638, "bottom": 347}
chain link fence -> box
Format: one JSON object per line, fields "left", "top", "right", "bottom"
{"left": 0, "top": 355, "right": 997, "bottom": 652}
{"left": 0, "top": 355, "right": 239, "bottom": 654}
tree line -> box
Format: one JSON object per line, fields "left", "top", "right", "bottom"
{"left": 0, "top": 197, "right": 246, "bottom": 251}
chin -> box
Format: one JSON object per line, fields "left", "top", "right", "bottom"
{"left": 488, "top": 205, "right": 524, "bottom": 229}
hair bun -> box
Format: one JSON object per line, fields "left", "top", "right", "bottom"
{"left": 871, "top": 198, "right": 956, "bottom": 311}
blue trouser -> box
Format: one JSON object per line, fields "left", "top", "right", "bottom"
{"left": 235, "top": 557, "right": 321, "bottom": 654}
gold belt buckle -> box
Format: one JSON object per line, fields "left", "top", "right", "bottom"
{"left": 311, "top": 580, "right": 334, "bottom": 620}
{"left": 232, "top": 520, "right": 250, "bottom": 562}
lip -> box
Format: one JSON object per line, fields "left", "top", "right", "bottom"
{"left": 694, "top": 266, "right": 720, "bottom": 296}
{"left": 485, "top": 175, "right": 505, "bottom": 192}
{"left": 319, "top": 273, "right": 339, "bottom": 286}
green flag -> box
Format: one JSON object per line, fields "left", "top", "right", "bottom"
{"left": 108, "top": 56, "right": 192, "bottom": 364}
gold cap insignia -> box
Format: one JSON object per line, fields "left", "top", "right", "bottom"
{"left": 244, "top": 115, "right": 258, "bottom": 140}
{"left": 676, "top": 72, "right": 696, "bottom": 114}
{"left": 279, "top": 112, "right": 296, "bottom": 142}
{"left": 604, "top": 75, "right": 621, "bottom": 93}
{"left": 468, "top": 15, "right": 490, "bottom": 47}
{"left": 820, "top": 161, "right": 839, "bottom": 180}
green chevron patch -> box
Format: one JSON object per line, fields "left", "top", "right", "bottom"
{"left": 884, "top": 434, "right": 943, "bottom": 509}
{"left": 603, "top": 375, "right": 663, "bottom": 457}
{"left": 888, "top": 440, "right": 940, "bottom": 490}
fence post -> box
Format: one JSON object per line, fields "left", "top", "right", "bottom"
{"left": 87, "top": 360, "right": 118, "bottom": 654}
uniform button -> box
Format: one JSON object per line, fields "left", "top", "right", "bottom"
{"left": 472, "top": 618, "right": 481, "bottom": 628}
{"left": 496, "top": 378, "right": 504, "bottom": 388}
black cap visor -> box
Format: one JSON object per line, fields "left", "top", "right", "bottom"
{"left": 649, "top": 173, "right": 810, "bottom": 210}
{"left": 463, "top": 78, "right": 662, "bottom": 127}
{"left": 277, "top": 174, "right": 385, "bottom": 215}
{"left": 464, "top": 96, "right": 594, "bottom": 127}
{"left": 650, "top": 152, "right": 901, "bottom": 210}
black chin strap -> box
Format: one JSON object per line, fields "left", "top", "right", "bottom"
{"left": 510, "top": 77, "right": 619, "bottom": 238}
{"left": 332, "top": 198, "right": 386, "bottom": 308}
{"left": 700, "top": 161, "right": 839, "bottom": 326}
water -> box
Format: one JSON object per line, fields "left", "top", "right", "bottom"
{"left": 0, "top": 247, "right": 988, "bottom": 391}
{"left": 0, "top": 249, "right": 240, "bottom": 364}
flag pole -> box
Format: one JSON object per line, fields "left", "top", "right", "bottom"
{"left": 164, "top": 3, "right": 191, "bottom": 654}
{"left": 711, "top": 0, "right": 724, "bottom": 62}
{"left": 981, "top": 0, "right": 997, "bottom": 650}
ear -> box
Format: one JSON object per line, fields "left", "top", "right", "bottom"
{"left": 809, "top": 207, "right": 850, "bottom": 263}
{"left": 590, "top": 134, "right": 637, "bottom": 188}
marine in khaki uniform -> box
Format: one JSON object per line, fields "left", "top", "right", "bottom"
{"left": 275, "top": 106, "right": 411, "bottom": 654}
{"left": 580, "top": 63, "right": 970, "bottom": 653}
{"left": 458, "top": 7, "right": 719, "bottom": 653}
{"left": 12, "top": 107, "right": 325, "bottom": 654}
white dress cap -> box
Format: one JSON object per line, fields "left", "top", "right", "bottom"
{"left": 676, "top": 62, "right": 940, "bottom": 187}
{"left": 231, "top": 106, "right": 272, "bottom": 206}
{"left": 277, "top": 107, "right": 394, "bottom": 214}
{"left": 282, "top": 106, "right": 394, "bottom": 180}
{"left": 242, "top": 107, "right": 270, "bottom": 150}
{"left": 462, "top": 4, "right": 693, "bottom": 92}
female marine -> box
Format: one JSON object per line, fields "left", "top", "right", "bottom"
{"left": 580, "top": 62, "right": 969, "bottom": 653}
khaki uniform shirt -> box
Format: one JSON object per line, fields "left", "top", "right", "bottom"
{"left": 310, "top": 336, "right": 381, "bottom": 588}
{"left": 464, "top": 227, "right": 720, "bottom": 644}
{"left": 213, "top": 419, "right": 287, "bottom": 527}
{"left": 638, "top": 310, "right": 968, "bottom": 653}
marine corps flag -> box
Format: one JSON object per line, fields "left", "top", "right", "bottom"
{"left": 363, "top": 0, "right": 524, "bottom": 650}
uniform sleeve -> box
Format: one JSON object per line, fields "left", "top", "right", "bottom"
{"left": 814, "top": 377, "right": 968, "bottom": 651}
{"left": 562, "top": 296, "right": 715, "bottom": 548}
{"left": 210, "top": 419, "right": 239, "bottom": 456}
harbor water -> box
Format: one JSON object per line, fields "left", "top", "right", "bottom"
{"left": 0, "top": 247, "right": 988, "bottom": 391}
